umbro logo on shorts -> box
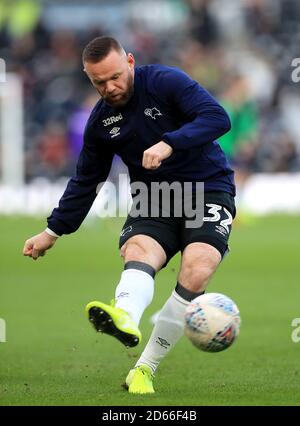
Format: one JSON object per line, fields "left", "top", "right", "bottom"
{"left": 215, "top": 225, "right": 228, "bottom": 237}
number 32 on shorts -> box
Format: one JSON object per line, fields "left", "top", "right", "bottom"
{"left": 203, "top": 203, "right": 233, "bottom": 233}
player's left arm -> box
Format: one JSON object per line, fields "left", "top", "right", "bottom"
{"left": 142, "top": 67, "right": 231, "bottom": 169}
{"left": 159, "top": 67, "right": 231, "bottom": 151}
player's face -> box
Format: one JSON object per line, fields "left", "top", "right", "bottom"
{"left": 84, "top": 50, "right": 135, "bottom": 107}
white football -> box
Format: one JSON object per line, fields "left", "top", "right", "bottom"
{"left": 184, "top": 293, "right": 241, "bottom": 352}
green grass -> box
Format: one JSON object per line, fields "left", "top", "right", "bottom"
{"left": 1, "top": 214, "right": 300, "bottom": 406}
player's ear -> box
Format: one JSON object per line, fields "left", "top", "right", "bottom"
{"left": 82, "top": 62, "right": 88, "bottom": 74}
{"left": 127, "top": 53, "right": 135, "bottom": 69}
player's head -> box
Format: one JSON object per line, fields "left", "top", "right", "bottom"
{"left": 82, "top": 36, "right": 135, "bottom": 107}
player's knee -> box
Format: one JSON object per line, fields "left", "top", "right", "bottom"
{"left": 121, "top": 241, "right": 148, "bottom": 263}
{"left": 120, "top": 235, "right": 167, "bottom": 271}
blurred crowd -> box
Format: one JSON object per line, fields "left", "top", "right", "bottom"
{"left": 1, "top": 0, "right": 300, "bottom": 183}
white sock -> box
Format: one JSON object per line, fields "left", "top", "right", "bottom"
{"left": 115, "top": 269, "right": 154, "bottom": 325}
{"left": 135, "top": 290, "right": 189, "bottom": 373}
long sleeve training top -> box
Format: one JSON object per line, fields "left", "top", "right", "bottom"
{"left": 48, "top": 65, "right": 235, "bottom": 235}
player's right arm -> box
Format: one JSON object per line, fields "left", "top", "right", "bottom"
{"left": 23, "top": 231, "right": 58, "bottom": 260}
{"left": 23, "top": 121, "right": 114, "bottom": 260}
{"left": 47, "top": 131, "right": 114, "bottom": 236}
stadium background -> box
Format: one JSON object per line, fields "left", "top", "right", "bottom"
{"left": 1, "top": 0, "right": 300, "bottom": 406}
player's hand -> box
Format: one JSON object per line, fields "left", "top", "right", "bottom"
{"left": 142, "top": 141, "right": 173, "bottom": 170}
{"left": 23, "top": 231, "right": 58, "bottom": 260}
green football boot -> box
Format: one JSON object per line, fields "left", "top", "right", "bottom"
{"left": 125, "top": 364, "right": 155, "bottom": 394}
{"left": 85, "top": 300, "right": 141, "bottom": 348}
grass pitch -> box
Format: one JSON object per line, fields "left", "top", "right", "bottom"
{"left": 1, "top": 214, "right": 300, "bottom": 406}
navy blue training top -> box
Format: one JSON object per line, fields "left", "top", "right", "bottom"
{"left": 48, "top": 65, "right": 235, "bottom": 235}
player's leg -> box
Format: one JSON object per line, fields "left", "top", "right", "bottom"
{"left": 130, "top": 243, "right": 221, "bottom": 384}
{"left": 115, "top": 234, "right": 166, "bottom": 325}
{"left": 127, "top": 192, "right": 235, "bottom": 393}
{"left": 86, "top": 234, "right": 166, "bottom": 347}
{"left": 177, "top": 242, "right": 221, "bottom": 293}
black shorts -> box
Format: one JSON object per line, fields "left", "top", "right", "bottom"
{"left": 119, "top": 191, "right": 236, "bottom": 266}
